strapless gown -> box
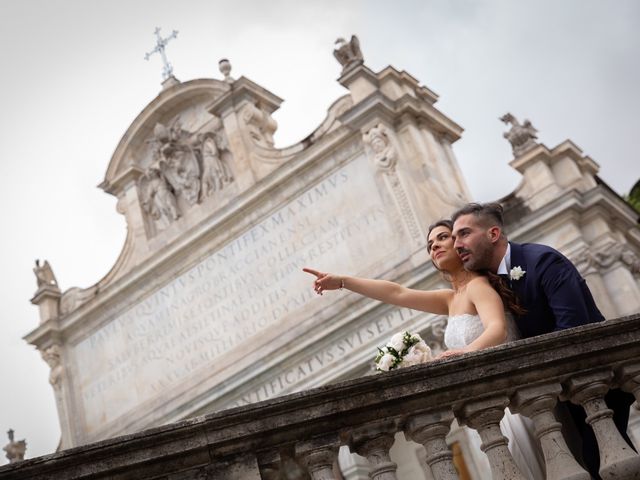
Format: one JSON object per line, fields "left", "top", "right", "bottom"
{"left": 445, "top": 314, "right": 545, "bottom": 480}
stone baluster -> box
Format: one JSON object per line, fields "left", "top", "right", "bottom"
{"left": 618, "top": 363, "right": 640, "bottom": 403}
{"left": 511, "top": 383, "right": 589, "bottom": 480}
{"left": 349, "top": 423, "right": 398, "bottom": 480}
{"left": 458, "top": 396, "right": 527, "bottom": 480}
{"left": 566, "top": 370, "right": 640, "bottom": 480}
{"left": 296, "top": 435, "right": 340, "bottom": 480}
{"left": 405, "top": 410, "right": 459, "bottom": 480}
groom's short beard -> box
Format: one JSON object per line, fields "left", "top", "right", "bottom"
{"left": 461, "top": 242, "right": 494, "bottom": 271}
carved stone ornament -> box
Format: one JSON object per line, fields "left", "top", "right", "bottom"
{"left": 363, "top": 124, "right": 396, "bottom": 170}
{"left": 572, "top": 242, "right": 640, "bottom": 277}
{"left": 364, "top": 124, "right": 422, "bottom": 245}
{"left": 425, "top": 317, "right": 447, "bottom": 354}
{"left": 3, "top": 429, "right": 27, "bottom": 464}
{"left": 59, "top": 286, "right": 98, "bottom": 315}
{"left": 138, "top": 118, "right": 235, "bottom": 232}
{"left": 33, "top": 259, "right": 58, "bottom": 289}
{"left": 199, "top": 131, "right": 234, "bottom": 196}
{"left": 572, "top": 247, "right": 600, "bottom": 277}
{"left": 41, "top": 344, "right": 64, "bottom": 388}
{"left": 242, "top": 103, "right": 277, "bottom": 147}
{"left": 621, "top": 250, "right": 640, "bottom": 275}
{"left": 592, "top": 241, "right": 640, "bottom": 275}
{"left": 500, "top": 112, "right": 539, "bottom": 157}
{"left": 333, "top": 35, "right": 364, "bottom": 73}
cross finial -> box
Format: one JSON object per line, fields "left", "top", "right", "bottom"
{"left": 144, "top": 27, "right": 179, "bottom": 80}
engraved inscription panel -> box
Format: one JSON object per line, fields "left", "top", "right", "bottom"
{"left": 71, "top": 155, "right": 411, "bottom": 431}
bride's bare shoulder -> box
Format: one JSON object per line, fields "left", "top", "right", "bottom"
{"left": 467, "top": 275, "right": 491, "bottom": 286}
{"left": 466, "top": 275, "right": 494, "bottom": 293}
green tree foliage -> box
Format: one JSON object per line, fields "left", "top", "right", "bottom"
{"left": 625, "top": 180, "right": 640, "bottom": 213}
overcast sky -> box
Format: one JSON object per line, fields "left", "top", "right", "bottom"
{"left": 0, "top": 0, "right": 638, "bottom": 463}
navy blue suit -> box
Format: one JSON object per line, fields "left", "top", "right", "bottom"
{"left": 507, "top": 242, "right": 634, "bottom": 478}
{"left": 508, "top": 242, "right": 604, "bottom": 337}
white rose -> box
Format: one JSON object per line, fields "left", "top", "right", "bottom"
{"left": 414, "top": 340, "right": 431, "bottom": 355}
{"left": 400, "top": 341, "right": 432, "bottom": 368}
{"left": 509, "top": 266, "right": 526, "bottom": 281}
{"left": 387, "top": 332, "right": 406, "bottom": 352}
{"left": 411, "top": 333, "right": 423, "bottom": 343}
{"left": 377, "top": 353, "right": 396, "bottom": 371}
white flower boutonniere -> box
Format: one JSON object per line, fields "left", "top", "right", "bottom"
{"left": 509, "top": 266, "right": 526, "bottom": 281}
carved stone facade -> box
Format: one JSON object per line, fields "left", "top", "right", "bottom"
{"left": 24, "top": 38, "right": 640, "bottom": 479}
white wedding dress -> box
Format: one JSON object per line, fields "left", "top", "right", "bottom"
{"left": 445, "top": 314, "right": 545, "bottom": 480}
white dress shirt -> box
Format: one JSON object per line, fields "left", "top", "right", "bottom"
{"left": 497, "top": 243, "right": 512, "bottom": 275}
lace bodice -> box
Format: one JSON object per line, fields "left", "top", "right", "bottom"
{"left": 444, "top": 314, "right": 521, "bottom": 350}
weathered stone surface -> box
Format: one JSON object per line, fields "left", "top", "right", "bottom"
{"left": 5, "top": 315, "right": 640, "bottom": 479}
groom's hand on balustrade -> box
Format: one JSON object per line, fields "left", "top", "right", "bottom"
{"left": 302, "top": 268, "right": 343, "bottom": 295}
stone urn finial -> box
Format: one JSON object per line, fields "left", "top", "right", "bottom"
{"left": 219, "top": 58, "right": 234, "bottom": 83}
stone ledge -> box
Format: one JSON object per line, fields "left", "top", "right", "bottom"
{"left": 3, "top": 314, "right": 639, "bottom": 479}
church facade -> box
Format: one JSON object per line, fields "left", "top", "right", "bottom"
{"left": 22, "top": 37, "right": 640, "bottom": 479}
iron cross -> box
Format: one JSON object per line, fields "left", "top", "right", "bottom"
{"left": 145, "top": 27, "right": 179, "bottom": 80}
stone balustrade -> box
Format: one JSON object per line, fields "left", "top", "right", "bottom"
{"left": 3, "top": 314, "right": 640, "bottom": 480}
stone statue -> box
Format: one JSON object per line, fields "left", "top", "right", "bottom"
{"left": 139, "top": 166, "right": 181, "bottom": 229}
{"left": 363, "top": 124, "right": 395, "bottom": 170}
{"left": 157, "top": 120, "right": 201, "bottom": 206}
{"left": 500, "top": 113, "right": 539, "bottom": 156}
{"left": 333, "top": 35, "right": 364, "bottom": 73}
{"left": 140, "top": 116, "right": 237, "bottom": 231}
{"left": 199, "top": 131, "right": 234, "bottom": 196}
{"left": 242, "top": 103, "right": 277, "bottom": 147}
{"left": 3, "top": 430, "right": 26, "bottom": 464}
{"left": 41, "top": 344, "right": 64, "bottom": 387}
{"left": 33, "top": 260, "right": 58, "bottom": 289}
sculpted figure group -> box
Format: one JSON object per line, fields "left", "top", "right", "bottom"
{"left": 138, "top": 120, "right": 235, "bottom": 231}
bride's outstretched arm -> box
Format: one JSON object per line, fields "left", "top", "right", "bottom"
{"left": 302, "top": 267, "right": 450, "bottom": 315}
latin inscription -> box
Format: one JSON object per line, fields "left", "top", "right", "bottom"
{"left": 72, "top": 156, "right": 409, "bottom": 430}
{"left": 225, "top": 306, "right": 424, "bottom": 408}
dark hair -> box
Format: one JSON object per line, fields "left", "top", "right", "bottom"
{"left": 427, "top": 215, "right": 524, "bottom": 315}
{"left": 482, "top": 270, "right": 527, "bottom": 316}
{"left": 451, "top": 202, "right": 505, "bottom": 229}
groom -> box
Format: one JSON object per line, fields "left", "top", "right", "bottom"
{"left": 450, "top": 202, "right": 636, "bottom": 477}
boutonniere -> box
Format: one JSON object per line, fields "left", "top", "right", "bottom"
{"left": 509, "top": 266, "right": 526, "bottom": 281}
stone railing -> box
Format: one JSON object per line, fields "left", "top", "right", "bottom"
{"left": 3, "top": 314, "right": 640, "bottom": 480}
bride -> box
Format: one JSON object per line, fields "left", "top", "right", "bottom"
{"left": 303, "top": 219, "right": 545, "bottom": 479}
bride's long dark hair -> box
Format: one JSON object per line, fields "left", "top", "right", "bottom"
{"left": 427, "top": 220, "right": 526, "bottom": 316}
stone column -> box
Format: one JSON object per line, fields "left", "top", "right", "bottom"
{"left": 405, "top": 410, "right": 459, "bottom": 480}
{"left": 349, "top": 423, "right": 398, "bottom": 480}
{"left": 296, "top": 435, "right": 340, "bottom": 480}
{"left": 566, "top": 371, "right": 640, "bottom": 479}
{"left": 511, "top": 383, "right": 589, "bottom": 480}
{"left": 458, "top": 396, "right": 527, "bottom": 480}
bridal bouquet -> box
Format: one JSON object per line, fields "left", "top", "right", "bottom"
{"left": 374, "top": 331, "right": 432, "bottom": 371}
